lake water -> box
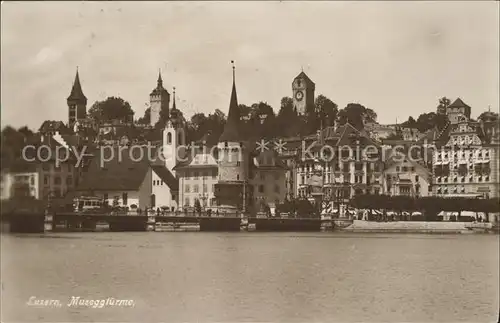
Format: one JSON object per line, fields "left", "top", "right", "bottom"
{"left": 1, "top": 232, "right": 499, "bottom": 322}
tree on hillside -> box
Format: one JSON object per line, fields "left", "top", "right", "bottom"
{"left": 137, "top": 107, "right": 151, "bottom": 125}
{"left": 88, "top": 97, "right": 135, "bottom": 123}
{"left": 315, "top": 95, "right": 338, "bottom": 128}
{"left": 478, "top": 111, "right": 499, "bottom": 122}
{"left": 401, "top": 116, "right": 417, "bottom": 128}
{"left": 337, "top": 103, "right": 375, "bottom": 130}
{"left": 275, "top": 97, "right": 301, "bottom": 137}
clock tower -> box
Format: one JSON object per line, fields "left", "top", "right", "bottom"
{"left": 292, "top": 71, "right": 315, "bottom": 115}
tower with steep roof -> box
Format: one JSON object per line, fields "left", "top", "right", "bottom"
{"left": 67, "top": 68, "right": 87, "bottom": 127}
{"left": 292, "top": 70, "right": 315, "bottom": 115}
{"left": 214, "top": 61, "right": 250, "bottom": 212}
{"left": 163, "top": 87, "right": 185, "bottom": 175}
{"left": 150, "top": 70, "right": 170, "bottom": 127}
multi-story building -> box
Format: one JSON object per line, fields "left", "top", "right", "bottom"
{"left": 284, "top": 123, "right": 384, "bottom": 201}
{"left": 0, "top": 164, "right": 40, "bottom": 200}
{"left": 432, "top": 100, "right": 499, "bottom": 198}
{"left": 382, "top": 155, "right": 431, "bottom": 197}
{"left": 249, "top": 149, "right": 287, "bottom": 208}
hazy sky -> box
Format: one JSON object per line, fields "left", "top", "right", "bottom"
{"left": 1, "top": 1, "right": 498, "bottom": 130}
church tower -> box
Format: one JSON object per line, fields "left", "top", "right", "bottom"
{"left": 292, "top": 71, "right": 315, "bottom": 115}
{"left": 162, "top": 87, "right": 185, "bottom": 175}
{"left": 67, "top": 68, "right": 87, "bottom": 127}
{"left": 214, "top": 61, "right": 250, "bottom": 213}
{"left": 150, "top": 70, "right": 170, "bottom": 127}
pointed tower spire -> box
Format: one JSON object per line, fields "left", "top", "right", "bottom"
{"left": 172, "top": 86, "right": 177, "bottom": 110}
{"left": 219, "top": 60, "right": 242, "bottom": 142}
{"left": 67, "top": 67, "right": 87, "bottom": 103}
{"left": 157, "top": 69, "right": 163, "bottom": 87}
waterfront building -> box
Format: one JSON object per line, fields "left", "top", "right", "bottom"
{"left": 0, "top": 164, "right": 40, "bottom": 200}
{"left": 1, "top": 137, "right": 79, "bottom": 201}
{"left": 382, "top": 154, "right": 432, "bottom": 197}
{"left": 213, "top": 64, "right": 251, "bottom": 213}
{"left": 174, "top": 144, "right": 219, "bottom": 211}
{"left": 431, "top": 99, "right": 499, "bottom": 198}
{"left": 282, "top": 123, "right": 384, "bottom": 201}
{"left": 75, "top": 146, "right": 175, "bottom": 210}
{"left": 249, "top": 149, "right": 288, "bottom": 210}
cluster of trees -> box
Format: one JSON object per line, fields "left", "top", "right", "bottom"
{"left": 88, "top": 97, "right": 135, "bottom": 123}
{"left": 1, "top": 126, "right": 36, "bottom": 170}
{"left": 350, "top": 194, "right": 500, "bottom": 220}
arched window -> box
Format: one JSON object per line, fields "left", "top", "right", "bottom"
{"left": 150, "top": 194, "right": 156, "bottom": 207}
{"left": 167, "top": 133, "right": 172, "bottom": 144}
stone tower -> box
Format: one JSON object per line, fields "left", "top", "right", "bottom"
{"left": 162, "top": 88, "right": 185, "bottom": 176}
{"left": 150, "top": 71, "right": 170, "bottom": 127}
{"left": 292, "top": 71, "right": 315, "bottom": 115}
{"left": 67, "top": 68, "right": 87, "bottom": 127}
{"left": 214, "top": 62, "right": 250, "bottom": 212}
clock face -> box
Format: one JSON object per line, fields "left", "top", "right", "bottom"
{"left": 295, "top": 91, "right": 304, "bottom": 101}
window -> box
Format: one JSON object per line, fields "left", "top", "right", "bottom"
{"left": 258, "top": 185, "right": 264, "bottom": 193}
{"left": 236, "top": 174, "right": 240, "bottom": 180}
{"left": 66, "top": 176, "right": 73, "bottom": 186}
{"left": 54, "top": 176, "right": 61, "bottom": 185}
{"left": 185, "top": 185, "right": 190, "bottom": 192}
{"left": 193, "top": 185, "right": 199, "bottom": 193}
{"left": 415, "top": 175, "right": 419, "bottom": 182}
{"left": 203, "top": 184, "right": 207, "bottom": 192}
{"left": 274, "top": 185, "right": 280, "bottom": 193}
{"left": 396, "top": 166, "right": 400, "bottom": 172}
{"left": 212, "top": 170, "right": 217, "bottom": 179}
{"left": 122, "top": 193, "right": 128, "bottom": 205}
{"left": 402, "top": 166, "right": 408, "bottom": 172}
{"left": 44, "top": 175, "right": 49, "bottom": 185}
{"left": 167, "top": 132, "right": 172, "bottom": 144}
{"left": 193, "top": 171, "right": 199, "bottom": 179}
{"left": 184, "top": 197, "right": 190, "bottom": 206}
{"left": 260, "top": 173, "right": 265, "bottom": 181}
{"left": 178, "top": 133, "right": 183, "bottom": 145}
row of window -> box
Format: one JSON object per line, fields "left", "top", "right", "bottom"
{"left": 183, "top": 170, "right": 217, "bottom": 179}
{"left": 185, "top": 184, "right": 215, "bottom": 193}
{"left": 436, "top": 175, "right": 490, "bottom": 183}
{"left": 436, "top": 186, "right": 466, "bottom": 194}
{"left": 436, "top": 149, "right": 490, "bottom": 160}
{"left": 184, "top": 197, "right": 217, "bottom": 207}
{"left": 299, "top": 162, "right": 382, "bottom": 173}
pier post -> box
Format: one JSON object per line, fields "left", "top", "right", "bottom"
{"left": 44, "top": 209, "right": 54, "bottom": 233}
{"left": 146, "top": 212, "right": 156, "bottom": 232}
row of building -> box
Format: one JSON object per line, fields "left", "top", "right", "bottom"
{"left": 1, "top": 67, "right": 499, "bottom": 215}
